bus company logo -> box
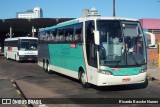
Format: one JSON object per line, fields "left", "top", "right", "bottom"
{"left": 70, "top": 44, "right": 76, "bottom": 48}
{"left": 122, "top": 78, "right": 130, "bottom": 82}
{"left": 24, "top": 52, "right": 36, "bottom": 55}
{"left": 2, "top": 99, "right": 11, "bottom": 104}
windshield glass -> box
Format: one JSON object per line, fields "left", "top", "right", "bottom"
{"left": 122, "top": 21, "right": 146, "bottom": 66}
{"left": 20, "top": 39, "right": 37, "bottom": 50}
{"left": 97, "top": 20, "right": 146, "bottom": 67}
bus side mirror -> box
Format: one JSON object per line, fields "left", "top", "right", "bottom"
{"left": 144, "top": 31, "right": 156, "bottom": 47}
{"left": 94, "top": 30, "right": 100, "bottom": 45}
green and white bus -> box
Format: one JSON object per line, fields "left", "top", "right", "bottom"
{"left": 38, "top": 17, "right": 154, "bottom": 88}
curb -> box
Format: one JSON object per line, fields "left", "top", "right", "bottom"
{"left": 11, "top": 80, "right": 33, "bottom": 107}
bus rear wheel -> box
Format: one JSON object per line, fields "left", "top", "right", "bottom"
{"left": 15, "top": 55, "right": 18, "bottom": 61}
{"left": 43, "top": 60, "right": 46, "bottom": 70}
{"left": 6, "top": 54, "right": 9, "bottom": 59}
{"left": 80, "top": 71, "right": 90, "bottom": 88}
{"left": 46, "top": 61, "right": 52, "bottom": 74}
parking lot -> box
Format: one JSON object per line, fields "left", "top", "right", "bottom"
{"left": 0, "top": 55, "right": 160, "bottom": 107}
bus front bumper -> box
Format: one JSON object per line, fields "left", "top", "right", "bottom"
{"left": 19, "top": 55, "right": 37, "bottom": 61}
{"left": 96, "top": 72, "right": 146, "bottom": 86}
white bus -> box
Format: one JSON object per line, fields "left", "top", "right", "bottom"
{"left": 4, "top": 37, "right": 38, "bottom": 62}
{"left": 38, "top": 17, "right": 155, "bottom": 88}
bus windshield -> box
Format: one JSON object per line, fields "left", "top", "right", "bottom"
{"left": 97, "top": 20, "right": 146, "bottom": 67}
{"left": 20, "top": 39, "right": 37, "bottom": 50}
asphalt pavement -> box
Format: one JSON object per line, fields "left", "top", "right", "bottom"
{"left": 147, "top": 62, "right": 160, "bottom": 81}
{"left": 0, "top": 62, "right": 159, "bottom": 96}
{"left": 0, "top": 79, "right": 25, "bottom": 107}
{"left": 0, "top": 79, "right": 20, "bottom": 98}
{"left": 0, "top": 52, "right": 160, "bottom": 107}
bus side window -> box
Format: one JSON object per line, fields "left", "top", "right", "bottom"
{"left": 74, "top": 23, "right": 83, "bottom": 42}
{"left": 46, "top": 31, "right": 50, "bottom": 42}
{"left": 65, "top": 28, "right": 69, "bottom": 42}
{"left": 57, "top": 28, "right": 65, "bottom": 42}
{"left": 65, "top": 26, "right": 73, "bottom": 42}
{"left": 50, "top": 29, "right": 57, "bottom": 42}
{"left": 76, "top": 35, "right": 82, "bottom": 42}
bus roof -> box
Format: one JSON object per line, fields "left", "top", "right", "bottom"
{"left": 4, "top": 37, "right": 38, "bottom": 41}
{"left": 39, "top": 16, "right": 138, "bottom": 31}
{"left": 56, "top": 16, "right": 138, "bottom": 25}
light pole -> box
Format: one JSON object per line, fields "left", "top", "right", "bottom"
{"left": 113, "top": 0, "right": 116, "bottom": 17}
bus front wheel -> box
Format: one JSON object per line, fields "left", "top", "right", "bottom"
{"left": 80, "top": 71, "right": 90, "bottom": 88}
{"left": 142, "top": 77, "right": 148, "bottom": 88}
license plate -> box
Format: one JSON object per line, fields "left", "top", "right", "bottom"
{"left": 122, "top": 78, "right": 130, "bottom": 82}
{"left": 28, "top": 58, "right": 32, "bottom": 60}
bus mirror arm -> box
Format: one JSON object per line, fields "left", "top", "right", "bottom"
{"left": 93, "top": 30, "right": 100, "bottom": 46}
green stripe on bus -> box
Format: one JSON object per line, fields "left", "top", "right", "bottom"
{"left": 104, "top": 67, "right": 143, "bottom": 76}
{"left": 57, "top": 20, "right": 79, "bottom": 28}
{"left": 45, "top": 20, "right": 79, "bottom": 31}
{"left": 48, "top": 43, "right": 85, "bottom": 72}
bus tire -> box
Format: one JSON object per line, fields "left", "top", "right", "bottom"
{"left": 142, "top": 77, "right": 148, "bottom": 88}
{"left": 15, "top": 55, "right": 20, "bottom": 62}
{"left": 80, "top": 70, "right": 90, "bottom": 88}
{"left": 15, "top": 55, "right": 17, "bottom": 61}
{"left": 6, "top": 54, "right": 9, "bottom": 59}
{"left": 43, "top": 60, "right": 46, "bottom": 71}
{"left": 46, "top": 61, "right": 52, "bottom": 74}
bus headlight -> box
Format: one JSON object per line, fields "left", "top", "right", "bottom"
{"left": 140, "top": 69, "right": 147, "bottom": 73}
{"left": 98, "top": 70, "right": 112, "bottom": 75}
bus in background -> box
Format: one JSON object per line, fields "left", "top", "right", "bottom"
{"left": 4, "top": 37, "right": 38, "bottom": 62}
{"left": 38, "top": 17, "right": 155, "bottom": 88}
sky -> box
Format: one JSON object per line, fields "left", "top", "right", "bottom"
{"left": 0, "top": 0, "right": 160, "bottom": 19}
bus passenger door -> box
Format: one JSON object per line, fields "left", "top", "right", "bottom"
{"left": 85, "top": 21, "right": 98, "bottom": 84}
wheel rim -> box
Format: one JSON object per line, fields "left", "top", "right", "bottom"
{"left": 81, "top": 72, "right": 86, "bottom": 85}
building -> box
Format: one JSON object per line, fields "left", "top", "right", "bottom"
{"left": 16, "top": 7, "right": 43, "bottom": 19}
{"left": 82, "top": 8, "right": 101, "bottom": 17}
{"left": 140, "top": 19, "right": 160, "bottom": 62}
